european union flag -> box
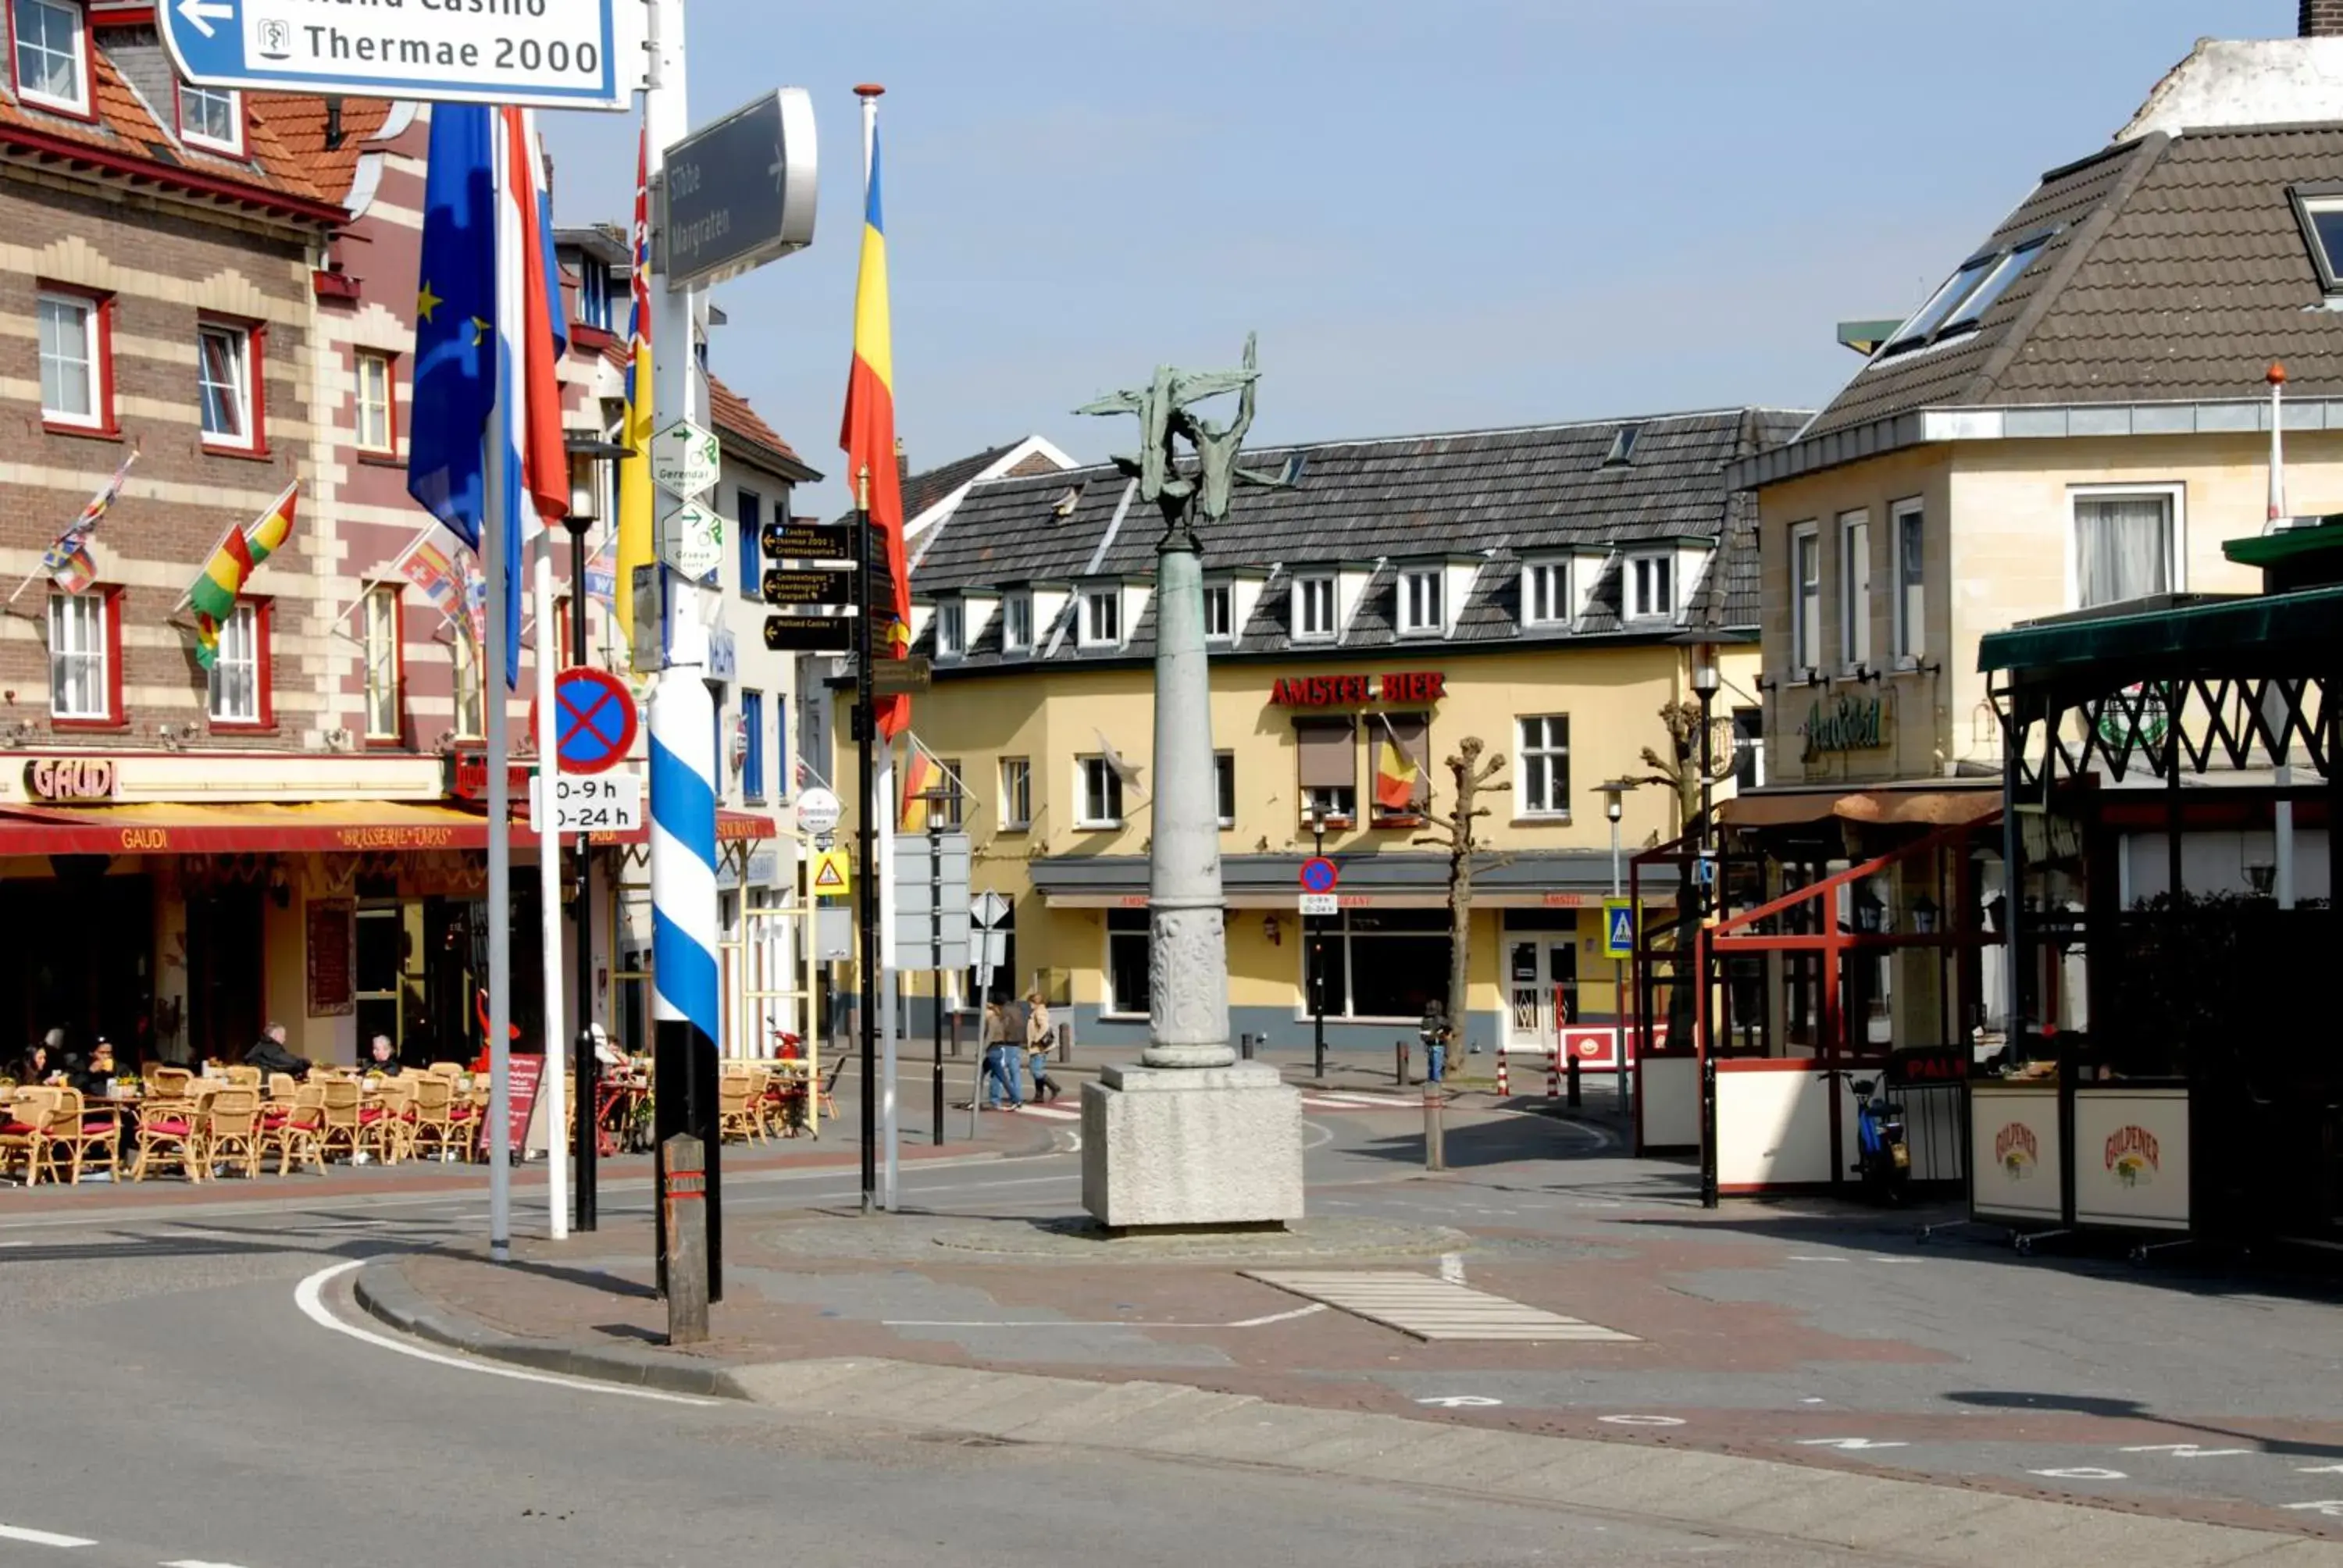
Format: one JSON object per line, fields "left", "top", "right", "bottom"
{"left": 406, "top": 105, "right": 497, "bottom": 549}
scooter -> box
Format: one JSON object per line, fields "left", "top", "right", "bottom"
{"left": 1846, "top": 1075, "right": 1910, "bottom": 1203}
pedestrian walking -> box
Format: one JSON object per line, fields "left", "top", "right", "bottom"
{"left": 1025, "top": 989, "right": 1061, "bottom": 1104}
{"left": 981, "top": 998, "right": 1022, "bottom": 1110}
{"left": 1419, "top": 998, "right": 1453, "bottom": 1085}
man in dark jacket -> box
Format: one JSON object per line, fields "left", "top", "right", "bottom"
{"left": 244, "top": 1022, "right": 309, "bottom": 1078}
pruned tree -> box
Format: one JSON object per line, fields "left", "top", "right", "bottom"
{"left": 1635, "top": 700, "right": 1739, "bottom": 1046}
{"left": 1414, "top": 736, "right": 1508, "bottom": 1055}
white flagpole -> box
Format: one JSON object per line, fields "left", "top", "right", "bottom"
{"left": 482, "top": 106, "right": 519, "bottom": 1263}
{"left": 861, "top": 87, "right": 900, "bottom": 1210}
{"left": 2269, "top": 361, "right": 2296, "bottom": 909}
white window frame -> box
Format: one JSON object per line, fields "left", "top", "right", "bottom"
{"left": 12, "top": 0, "right": 87, "bottom": 115}
{"left": 1789, "top": 522, "right": 1821, "bottom": 675}
{"left": 207, "top": 601, "right": 262, "bottom": 724}
{"left": 1203, "top": 581, "right": 1233, "bottom": 642}
{"left": 2067, "top": 482, "right": 2186, "bottom": 610}
{"left": 179, "top": 81, "right": 243, "bottom": 155}
{"left": 1002, "top": 591, "right": 1032, "bottom": 652}
{"left": 1301, "top": 784, "right": 1356, "bottom": 822}
{"left": 355, "top": 349, "right": 394, "bottom": 454}
{"left": 1837, "top": 509, "right": 1871, "bottom": 671}
{"left": 1521, "top": 559, "right": 1568, "bottom": 628}
{"left": 198, "top": 322, "right": 257, "bottom": 450}
{"left": 1890, "top": 497, "right": 1925, "bottom": 665}
{"left": 998, "top": 756, "right": 1032, "bottom": 830}
{"left": 37, "top": 290, "right": 102, "bottom": 428}
{"left": 363, "top": 585, "right": 402, "bottom": 740}
{"left": 1396, "top": 566, "right": 1444, "bottom": 636}
{"left": 47, "top": 590, "right": 109, "bottom": 722}
{"left": 1516, "top": 715, "right": 1571, "bottom": 818}
{"left": 1075, "top": 755, "right": 1124, "bottom": 828}
{"left": 1627, "top": 554, "right": 1674, "bottom": 620}
{"left": 451, "top": 622, "right": 483, "bottom": 741}
{"left": 1293, "top": 574, "right": 1336, "bottom": 642}
{"left": 1079, "top": 589, "right": 1120, "bottom": 648}
{"left": 936, "top": 597, "right": 965, "bottom": 659}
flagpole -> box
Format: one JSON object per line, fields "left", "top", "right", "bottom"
{"left": 2269, "top": 361, "right": 2296, "bottom": 909}
{"left": 482, "top": 110, "right": 516, "bottom": 1264}
{"left": 533, "top": 490, "right": 570, "bottom": 1240}
{"left": 859, "top": 84, "right": 901, "bottom": 1213}
{"left": 854, "top": 464, "right": 879, "bottom": 1215}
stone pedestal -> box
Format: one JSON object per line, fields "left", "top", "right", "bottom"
{"left": 1082, "top": 1063, "right": 1303, "bottom": 1231}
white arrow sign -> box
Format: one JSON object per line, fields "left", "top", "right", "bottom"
{"left": 657, "top": 501, "right": 724, "bottom": 584}
{"left": 177, "top": 0, "right": 231, "bottom": 38}
{"left": 651, "top": 420, "right": 722, "bottom": 501}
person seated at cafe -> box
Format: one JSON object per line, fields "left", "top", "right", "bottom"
{"left": 244, "top": 1022, "right": 310, "bottom": 1078}
{"left": 363, "top": 1034, "right": 400, "bottom": 1074}
{"left": 590, "top": 1023, "right": 629, "bottom": 1073}
{"left": 75, "top": 1038, "right": 120, "bottom": 1096}
{"left": 12, "top": 1032, "right": 66, "bottom": 1086}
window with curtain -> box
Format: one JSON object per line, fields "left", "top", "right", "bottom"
{"left": 451, "top": 623, "right": 483, "bottom": 739}
{"left": 13, "top": 0, "right": 86, "bottom": 112}
{"left": 38, "top": 292, "right": 100, "bottom": 426}
{"left": 1792, "top": 524, "right": 1821, "bottom": 672}
{"left": 1517, "top": 714, "right": 1571, "bottom": 815}
{"left": 1838, "top": 510, "right": 1871, "bottom": 668}
{"left": 363, "top": 586, "right": 401, "bottom": 739}
{"left": 48, "top": 591, "right": 109, "bottom": 722}
{"left": 355, "top": 350, "right": 394, "bottom": 453}
{"left": 208, "top": 601, "right": 262, "bottom": 724}
{"left": 1892, "top": 499, "right": 1925, "bottom": 661}
{"left": 2074, "top": 491, "right": 2175, "bottom": 608}
{"left": 1000, "top": 757, "right": 1032, "bottom": 829}
{"left": 1295, "top": 718, "right": 1355, "bottom": 821}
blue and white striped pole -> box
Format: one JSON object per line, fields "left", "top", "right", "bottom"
{"left": 650, "top": 654, "right": 720, "bottom": 1046}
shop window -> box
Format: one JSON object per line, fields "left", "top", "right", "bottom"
{"left": 37, "top": 287, "right": 111, "bottom": 431}
{"left": 1303, "top": 909, "right": 1451, "bottom": 1021}
{"left": 206, "top": 599, "right": 270, "bottom": 728}
{"left": 12, "top": 0, "right": 88, "bottom": 116}
{"left": 363, "top": 584, "right": 403, "bottom": 741}
{"left": 1369, "top": 712, "right": 1428, "bottom": 823}
{"left": 1076, "top": 755, "right": 1123, "bottom": 828}
{"left": 1295, "top": 717, "right": 1355, "bottom": 824}
{"left": 1000, "top": 756, "right": 1032, "bottom": 830}
{"left": 198, "top": 319, "right": 264, "bottom": 453}
{"left": 1516, "top": 714, "right": 1570, "bottom": 817}
{"left": 47, "top": 588, "right": 116, "bottom": 724}
{"left": 1105, "top": 907, "right": 1150, "bottom": 1018}
{"left": 355, "top": 349, "right": 396, "bottom": 455}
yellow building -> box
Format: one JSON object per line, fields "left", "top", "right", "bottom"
{"left": 840, "top": 409, "right": 1803, "bottom": 1058}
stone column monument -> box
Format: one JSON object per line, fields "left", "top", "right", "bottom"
{"left": 1075, "top": 337, "right": 1305, "bottom": 1231}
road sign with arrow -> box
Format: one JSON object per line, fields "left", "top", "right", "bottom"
{"left": 659, "top": 88, "right": 818, "bottom": 292}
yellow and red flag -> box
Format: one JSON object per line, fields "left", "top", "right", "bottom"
{"left": 841, "top": 96, "right": 911, "bottom": 740}
{"left": 187, "top": 483, "right": 297, "bottom": 669}
{"left": 897, "top": 742, "right": 933, "bottom": 832}
{"left": 612, "top": 121, "right": 656, "bottom": 650}
{"left": 1374, "top": 734, "right": 1422, "bottom": 812}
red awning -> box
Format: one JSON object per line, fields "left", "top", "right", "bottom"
{"left": 0, "top": 802, "right": 779, "bottom": 857}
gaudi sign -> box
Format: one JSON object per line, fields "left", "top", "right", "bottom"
{"left": 25, "top": 757, "right": 117, "bottom": 803}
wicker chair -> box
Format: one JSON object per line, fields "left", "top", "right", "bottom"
{"left": 203, "top": 1087, "right": 263, "bottom": 1179}
{"left": 130, "top": 1082, "right": 205, "bottom": 1183}
{"left": 1, "top": 1088, "right": 62, "bottom": 1185}
{"left": 224, "top": 1064, "right": 262, "bottom": 1089}
{"left": 360, "top": 1078, "right": 414, "bottom": 1164}
{"left": 406, "top": 1074, "right": 465, "bottom": 1161}
{"left": 717, "top": 1070, "right": 764, "bottom": 1145}
{"left": 260, "top": 1084, "right": 326, "bottom": 1175}
{"left": 317, "top": 1079, "right": 365, "bottom": 1164}
{"left": 37, "top": 1089, "right": 120, "bottom": 1185}
{"left": 266, "top": 1072, "right": 299, "bottom": 1103}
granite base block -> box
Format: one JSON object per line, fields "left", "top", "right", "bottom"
{"left": 1081, "top": 1062, "right": 1305, "bottom": 1231}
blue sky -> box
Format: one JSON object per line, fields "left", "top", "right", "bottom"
{"left": 544, "top": 0, "right": 2295, "bottom": 515}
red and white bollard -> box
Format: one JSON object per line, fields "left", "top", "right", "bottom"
{"left": 1496, "top": 1052, "right": 1510, "bottom": 1098}
{"left": 1547, "top": 1044, "right": 1561, "bottom": 1101}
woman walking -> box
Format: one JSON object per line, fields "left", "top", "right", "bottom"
{"left": 1025, "top": 989, "right": 1061, "bottom": 1104}
{"left": 981, "top": 997, "right": 1022, "bottom": 1110}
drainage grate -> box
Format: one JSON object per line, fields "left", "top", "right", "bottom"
{"left": 1241, "top": 1270, "right": 1639, "bottom": 1343}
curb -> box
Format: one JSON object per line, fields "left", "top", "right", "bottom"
{"left": 351, "top": 1257, "right": 750, "bottom": 1402}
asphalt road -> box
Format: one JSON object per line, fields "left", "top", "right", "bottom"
{"left": 0, "top": 1165, "right": 1861, "bottom": 1568}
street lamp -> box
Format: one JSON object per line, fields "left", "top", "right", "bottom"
{"left": 1307, "top": 799, "right": 1328, "bottom": 1082}
{"left": 1595, "top": 777, "right": 1642, "bottom": 1134}
{"left": 562, "top": 434, "right": 629, "bottom": 1233}
{"left": 1671, "top": 626, "right": 1735, "bottom": 1211}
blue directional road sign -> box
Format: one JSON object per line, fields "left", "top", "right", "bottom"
{"left": 659, "top": 89, "right": 818, "bottom": 292}
{"left": 160, "top": 0, "right": 629, "bottom": 111}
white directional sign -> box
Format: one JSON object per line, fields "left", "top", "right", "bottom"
{"left": 657, "top": 501, "right": 724, "bottom": 585}
{"left": 160, "top": 0, "right": 632, "bottom": 110}
{"left": 528, "top": 771, "right": 644, "bottom": 835}
{"left": 651, "top": 421, "right": 721, "bottom": 501}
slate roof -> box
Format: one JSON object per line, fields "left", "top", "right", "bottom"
{"left": 1805, "top": 124, "right": 2343, "bottom": 440}
{"left": 911, "top": 408, "right": 1806, "bottom": 668}
{"left": 905, "top": 443, "right": 1022, "bottom": 519}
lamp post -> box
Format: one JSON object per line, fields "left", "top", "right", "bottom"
{"left": 1681, "top": 631, "right": 1724, "bottom": 1210}
{"left": 1308, "top": 800, "right": 1328, "bottom": 1082}
{"left": 1596, "top": 777, "right": 1640, "bottom": 1132}
{"left": 562, "top": 436, "right": 629, "bottom": 1234}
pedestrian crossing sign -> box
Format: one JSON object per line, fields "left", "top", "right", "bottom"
{"left": 1602, "top": 898, "right": 1637, "bottom": 960}
{"left": 812, "top": 849, "right": 853, "bottom": 898}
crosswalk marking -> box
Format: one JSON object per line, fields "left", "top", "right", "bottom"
{"left": 1243, "top": 1270, "right": 1639, "bottom": 1344}
{"left": 0, "top": 1523, "right": 95, "bottom": 1547}
{"left": 988, "top": 1091, "right": 1416, "bottom": 1121}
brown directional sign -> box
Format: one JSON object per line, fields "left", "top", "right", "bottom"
{"left": 869, "top": 657, "right": 932, "bottom": 696}
{"left": 762, "top": 568, "right": 859, "bottom": 608}
{"left": 764, "top": 615, "right": 856, "bottom": 653}
{"left": 760, "top": 520, "right": 855, "bottom": 561}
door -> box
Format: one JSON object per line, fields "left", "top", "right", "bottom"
{"left": 1506, "top": 937, "right": 1579, "bottom": 1055}
{"left": 187, "top": 884, "right": 262, "bottom": 1062}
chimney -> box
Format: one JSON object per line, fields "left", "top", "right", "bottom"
{"left": 894, "top": 437, "right": 909, "bottom": 489}
{"left": 2305, "top": 0, "right": 2343, "bottom": 37}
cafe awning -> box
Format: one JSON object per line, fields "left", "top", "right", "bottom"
{"left": 1721, "top": 786, "right": 2002, "bottom": 831}
{"left": 0, "top": 801, "right": 779, "bottom": 857}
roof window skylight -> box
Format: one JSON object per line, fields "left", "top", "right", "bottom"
{"left": 1940, "top": 237, "right": 2046, "bottom": 334}
{"left": 1883, "top": 254, "right": 1995, "bottom": 354}
{"left": 1877, "top": 230, "right": 2057, "bottom": 359}
{"left": 1602, "top": 423, "right": 1641, "bottom": 467}
{"left": 2291, "top": 188, "right": 2343, "bottom": 294}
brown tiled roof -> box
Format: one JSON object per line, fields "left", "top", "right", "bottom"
{"left": 904, "top": 442, "right": 1021, "bottom": 518}
{"left": 248, "top": 93, "right": 394, "bottom": 205}
{"left": 709, "top": 376, "right": 818, "bottom": 480}
{"left": 1807, "top": 125, "right": 2343, "bottom": 438}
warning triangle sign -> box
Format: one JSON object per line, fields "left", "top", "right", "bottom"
{"left": 812, "top": 850, "right": 852, "bottom": 895}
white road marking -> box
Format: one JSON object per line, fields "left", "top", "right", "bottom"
{"left": 2284, "top": 1501, "right": 2343, "bottom": 1517}
{"left": 881, "top": 1303, "right": 1328, "bottom": 1330}
{"left": 2117, "top": 1444, "right": 2251, "bottom": 1458}
{"left": 1417, "top": 1395, "right": 1503, "bottom": 1408}
{"left": 2299, "top": 1463, "right": 2343, "bottom": 1474}
{"left": 1438, "top": 1252, "right": 1466, "bottom": 1285}
{"left": 1246, "top": 1270, "right": 1636, "bottom": 1343}
{"left": 292, "top": 1260, "right": 719, "bottom": 1406}
{"left": 1600, "top": 1414, "right": 1685, "bottom": 1427}
{"left": 1796, "top": 1438, "right": 1907, "bottom": 1451}
{"left": 0, "top": 1523, "right": 95, "bottom": 1546}
{"left": 2030, "top": 1466, "right": 2127, "bottom": 1481}
{"left": 165, "top": 1559, "right": 257, "bottom": 1566}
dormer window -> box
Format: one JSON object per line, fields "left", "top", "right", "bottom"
{"left": 1521, "top": 559, "right": 1569, "bottom": 628}
{"left": 179, "top": 82, "right": 244, "bottom": 156}
{"left": 2292, "top": 185, "right": 2343, "bottom": 296}
{"left": 1397, "top": 566, "right": 1444, "bottom": 636}
{"left": 935, "top": 598, "right": 965, "bottom": 658}
{"left": 1203, "top": 581, "right": 1233, "bottom": 641}
{"left": 1080, "top": 587, "right": 1121, "bottom": 647}
{"left": 1002, "top": 591, "right": 1032, "bottom": 652}
{"left": 1627, "top": 554, "right": 1674, "bottom": 620}
{"left": 12, "top": 0, "right": 89, "bottom": 116}
{"left": 1603, "top": 424, "right": 1641, "bottom": 467}
{"left": 1293, "top": 575, "right": 1336, "bottom": 642}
